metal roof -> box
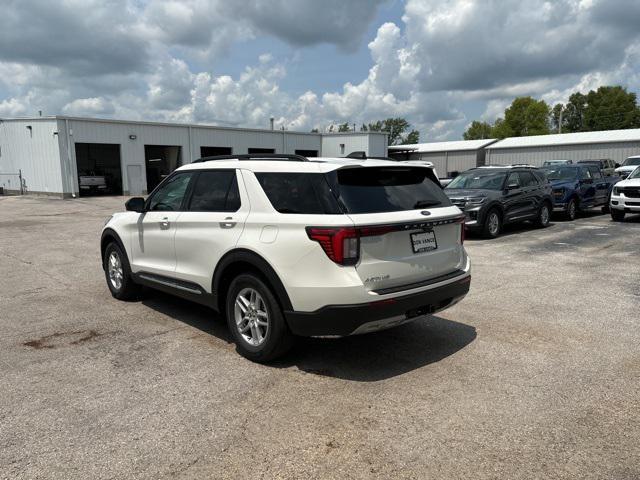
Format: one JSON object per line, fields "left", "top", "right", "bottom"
{"left": 388, "top": 139, "right": 497, "bottom": 153}
{"left": 488, "top": 128, "right": 640, "bottom": 150}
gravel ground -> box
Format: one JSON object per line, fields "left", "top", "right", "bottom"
{"left": 1, "top": 195, "right": 639, "bottom": 479}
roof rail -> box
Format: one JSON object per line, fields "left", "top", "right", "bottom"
{"left": 192, "top": 153, "right": 309, "bottom": 163}
{"left": 345, "top": 151, "right": 395, "bottom": 161}
{"left": 475, "top": 164, "right": 538, "bottom": 169}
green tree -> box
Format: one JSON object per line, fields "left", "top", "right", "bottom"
{"left": 563, "top": 92, "right": 587, "bottom": 132}
{"left": 338, "top": 122, "right": 351, "bottom": 132}
{"left": 503, "top": 96, "right": 550, "bottom": 136}
{"left": 583, "top": 86, "right": 640, "bottom": 131}
{"left": 463, "top": 121, "right": 493, "bottom": 140}
{"left": 310, "top": 128, "right": 319, "bottom": 133}
{"left": 550, "top": 103, "right": 568, "bottom": 133}
{"left": 403, "top": 130, "right": 420, "bottom": 144}
{"left": 490, "top": 118, "right": 513, "bottom": 139}
{"left": 366, "top": 117, "right": 418, "bottom": 145}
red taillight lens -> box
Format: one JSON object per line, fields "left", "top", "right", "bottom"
{"left": 306, "top": 227, "right": 359, "bottom": 265}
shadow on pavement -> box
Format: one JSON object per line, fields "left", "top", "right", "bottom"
{"left": 141, "top": 289, "right": 477, "bottom": 382}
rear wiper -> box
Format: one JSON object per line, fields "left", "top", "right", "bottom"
{"left": 413, "top": 200, "right": 442, "bottom": 209}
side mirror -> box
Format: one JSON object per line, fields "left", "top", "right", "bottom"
{"left": 125, "top": 197, "right": 145, "bottom": 213}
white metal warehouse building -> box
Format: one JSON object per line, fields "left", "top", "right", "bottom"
{"left": 388, "top": 139, "right": 498, "bottom": 177}
{"left": 0, "top": 116, "right": 387, "bottom": 198}
{"left": 485, "top": 128, "right": 640, "bottom": 167}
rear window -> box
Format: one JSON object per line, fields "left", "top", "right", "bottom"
{"left": 255, "top": 173, "right": 342, "bottom": 214}
{"left": 328, "top": 167, "right": 451, "bottom": 214}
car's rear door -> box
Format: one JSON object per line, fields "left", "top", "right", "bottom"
{"left": 329, "top": 166, "right": 465, "bottom": 292}
{"left": 172, "top": 169, "right": 250, "bottom": 290}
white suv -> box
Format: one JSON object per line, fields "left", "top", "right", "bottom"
{"left": 610, "top": 166, "right": 640, "bottom": 221}
{"left": 101, "top": 154, "right": 471, "bottom": 361}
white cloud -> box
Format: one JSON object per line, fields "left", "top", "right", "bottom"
{"left": 1, "top": 0, "right": 640, "bottom": 141}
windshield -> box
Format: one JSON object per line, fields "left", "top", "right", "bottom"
{"left": 623, "top": 157, "right": 640, "bottom": 167}
{"left": 445, "top": 171, "right": 506, "bottom": 190}
{"left": 540, "top": 166, "right": 578, "bottom": 181}
{"left": 629, "top": 166, "right": 640, "bottom": 179}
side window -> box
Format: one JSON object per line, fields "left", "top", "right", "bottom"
{"left": 520, "top": 171, "right": 538, "bottom": 187}
{"left": 579, "top": 168, "right": 592, "bottom": 180}
{"left": 506, "top": 172, "right": 522, "bottom": 188}
{"left": 148, "top": 173, "right": 193, "bottom": 211}
{"left": 188, "top": 170, "right": 241, "bottom": 212}
{"left": 589, "top": 166, "right": 602, "bottom": 179}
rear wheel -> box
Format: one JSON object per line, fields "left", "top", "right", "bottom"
{"left": 225, "top": 273, "right": 294, "bottom": 362}
{"left": 104, "top": 242, "right": 141, "bottom": 300}
{"left": 611, "top": 210, "right": 625, "bottom": 222}
{"left": 482, "top": 209, "right": 501, "bottom": 238}
{"left": 535, "top": 202, "right": 551, "bottom": 228}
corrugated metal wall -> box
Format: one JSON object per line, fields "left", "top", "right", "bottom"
{"left": 486, "top": 142, "right": 640, "bottom": 167}
{"left": 0, "top": 119, "right": 63, "bottom": 195}
{"left": 409, "top": 151, "right": 478, "bottom": 177}
{"left": 61, "top": 119, "right": 324, "bottom": 194}
{"left": 321, "top": 134, "right": 369, "bottom": 157}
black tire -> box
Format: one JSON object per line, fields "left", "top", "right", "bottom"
{"left": 611, "top": 210, "right": 625, "bottom": 222}
{"left": 535, "top": 202, "right": 551, "bottom": 228}
{"left": 225, "top": 273, "right": 294, "bottom": 362}
{"left": 566, "top": 197, "right": 577, "bottom": 220}
{"left": 482, "top": 208, "right": 502, "bottom": 238}
{"left": 103, "top": 242, "right": 141, "bottom": 300}
{"left": 601, "top": 196, "right": 611, "bottom": 213}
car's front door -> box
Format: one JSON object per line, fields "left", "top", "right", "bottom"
{"left": 518, "top": 171, "right": 541, "bottom": 217}
{"left": 129, "top": 172, "right": 195, "bottom": 275}
{"left": 173, "top": 169, "right": 250, "bottom": 290}
{"left": 503, "top": 172, "right": 529, "bottom": 222}
{"left": 578, "top": 167, "right": 596, "bottom": 207}
{"left": 587, "top": 166, "right": 608, "bottom": 205}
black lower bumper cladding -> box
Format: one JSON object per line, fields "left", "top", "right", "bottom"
{"left": 284, "top": 274, "right": 471, "bottom": 337}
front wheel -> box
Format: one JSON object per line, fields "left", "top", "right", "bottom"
{"left": 611, "top": 210, "right": 625, "bottom": 222}
{"left": 535, "top": 203, "right": 551, "bottom": 228}
{"left": 566, "top": 198, "right": 577, "bottom": 220}
{"left": 225, "top": 273, "right": 294, "bottom": 362}
{"left": 482, "top": 209, "right": 501, "bottom": 238}
{"left": 104, "top": 242, "right": 141, "bottom": 300}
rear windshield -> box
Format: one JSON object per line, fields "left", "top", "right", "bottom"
{"left": 256, "top": 167, "right": 449, "bottom": 214}
{"left": 328, "top": 167, "right": 451, "bottom": 214}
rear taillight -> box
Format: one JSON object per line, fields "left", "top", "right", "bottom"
{"left": 306, "top": 227, "right": 359, "bottom": 265}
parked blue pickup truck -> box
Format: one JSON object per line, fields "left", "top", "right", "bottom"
{"left": 540, "top": 164, "right": 619, "bottom": 220}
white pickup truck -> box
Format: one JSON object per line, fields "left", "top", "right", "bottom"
{"left": 610, "top": 166, "right": 640, "bottom": 221}
{"left": 79, "top": 173, "right": 107, "bottom": 194}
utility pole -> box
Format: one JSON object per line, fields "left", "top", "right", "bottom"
{"left": 558, "top": 108, "right": 563, "bottom": 134}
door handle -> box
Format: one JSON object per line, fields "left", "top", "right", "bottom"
{"left": 160, "top": 217, "right": 170, "bottom": 230}
{"left": 220, "top": 217, "right": 236, "bottom": 229}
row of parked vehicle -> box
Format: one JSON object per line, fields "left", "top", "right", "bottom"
{"left": 442, "top": 156, "right": 640, "bottom": 238}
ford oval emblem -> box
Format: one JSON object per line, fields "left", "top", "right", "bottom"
{"left": 420, "top": 210, "right": 431, "bottom": 216}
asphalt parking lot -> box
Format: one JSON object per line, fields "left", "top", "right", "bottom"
{"left": 1, "top": 195, "right": 639, "bottom": 479}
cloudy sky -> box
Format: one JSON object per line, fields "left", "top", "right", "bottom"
{"left": 1, "top": 0, "right": 640, "bottom": 140}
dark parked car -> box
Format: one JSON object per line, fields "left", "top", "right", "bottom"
{"left": 577, "top": 159, "right": 617, "bottom": 177}
{"left": 444, "top": 166, "right": 553, "bottom": 238}
{"left": 540, "top": 164, "right": 619, "bottom": 220}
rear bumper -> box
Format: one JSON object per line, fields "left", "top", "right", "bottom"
{"left": 284, "top": 273, "right": 471, "bottom": 337}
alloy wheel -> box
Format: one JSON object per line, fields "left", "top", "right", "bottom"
{"left": 234, "top": 288, "right": 269, "bottom": 346}
{"left": 107, "top": 251, "right": 124, "bottom": 291}
{"left": 488, "top": 213, "right": 499, "bottom": 236}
